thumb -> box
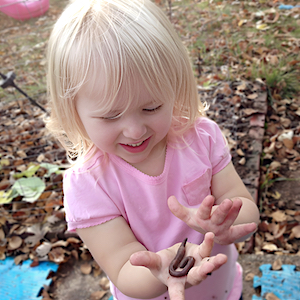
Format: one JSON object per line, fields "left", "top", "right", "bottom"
{"left": 130, "top": 251, "right": 161, "bottom": 271}
{"left": 167, "top": 196, "right": 190, "bottom": 223}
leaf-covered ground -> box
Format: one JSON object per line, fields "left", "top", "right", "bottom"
{"left": 0, "top": 1, "right": 300, "bottom": 299}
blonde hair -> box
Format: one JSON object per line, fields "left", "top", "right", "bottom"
{"left": 46, "top": 0, "right": 206, "bottom": 161}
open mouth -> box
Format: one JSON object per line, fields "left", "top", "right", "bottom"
{"left": 120, "top": 137, "right": 151, "bottom": 153}
{"left": 125, "top": 140, "right": 144, "bottom": 147}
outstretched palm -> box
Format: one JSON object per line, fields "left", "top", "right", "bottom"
{"left": 130, "top": 232, "right": 227, "bottom": 300}
{"left": 168, "top": 195, "right": 257, "bottom": 245}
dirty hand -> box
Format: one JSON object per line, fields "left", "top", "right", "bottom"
{"left": 130, "top": 232, "right": 227, "bottom": 300}
{"left": 168, "top": 195, "right": 257, "bottom": 245}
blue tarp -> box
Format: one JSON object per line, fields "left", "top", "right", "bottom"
{"left": 0, "top": 257, "right": 58, "bottom": 300}
{"left": 252, "top": 264, "right": 300, "bottom": 300}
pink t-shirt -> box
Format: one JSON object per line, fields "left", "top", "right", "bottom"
{"left": 63, "top": 117, "right": 242, "bottom": 300}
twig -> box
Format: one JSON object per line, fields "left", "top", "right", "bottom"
{"left": 0, "top": 71, "right": 48, "bottom": 114}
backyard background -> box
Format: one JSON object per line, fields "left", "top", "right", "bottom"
{"left": 0, "top": 0, "right": 300, "bottom": 299}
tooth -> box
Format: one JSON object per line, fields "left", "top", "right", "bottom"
{"left": 127, "top": 141, "right": 143, "bottom": 147}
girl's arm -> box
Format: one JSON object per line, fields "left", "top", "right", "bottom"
{"left": 168, "top": 161, "right": 260, "bottom": 245}
{"left": 77, "top": 217, "right": 166, "bottom": 298}
{"left": 211, "top": 161, "right": 260, "bottom": 225}
{"left": 77, "top": 217, "right": 227, "bottom": 299}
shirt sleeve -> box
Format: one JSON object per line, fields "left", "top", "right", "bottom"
{"left": 63, "top": 168, "right": 122, "bottom": 232}
{"left": 196, "top": 118, "right": 231, "bottom": 175}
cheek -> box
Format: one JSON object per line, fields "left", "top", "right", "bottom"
{"left": 160, "top": 111, "right": 173, "bottom": 131}
{"left": 86, "top": 122, "right": 118, "bottom": 149}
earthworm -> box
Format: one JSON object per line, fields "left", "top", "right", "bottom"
{"left": 169, "top": 238, "right": 195, "bottom": 277}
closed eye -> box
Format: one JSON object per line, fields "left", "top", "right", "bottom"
{"left": 100, "top": 114, "right": 121, "bottom": 120}
{"left": 143, "top": 105, "right": 162, "bottom": 112}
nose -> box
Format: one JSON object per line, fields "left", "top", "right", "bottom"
{"left": 122, "top": 115, "right": 147, "bottom": 140}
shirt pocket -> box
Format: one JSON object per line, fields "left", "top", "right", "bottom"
{"left": 182, "top": 169, "right": 212, "bottom": 206}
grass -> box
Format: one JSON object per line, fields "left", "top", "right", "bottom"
{"left": 1, "top": 0, "right": 299, "bottom": 104}
{"left": 166, "top": 0, "right": 300, "bottom": 100}
{"left": 0, "top": 0, "right": 69, "bottom": 104}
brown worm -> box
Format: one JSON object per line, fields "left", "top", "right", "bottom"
{"left": 169, "top": 238, "right": 195, "bottom": 277}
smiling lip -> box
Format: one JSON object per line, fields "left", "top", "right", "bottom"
{"left": 120, "top": 137, "right": 151, "bottom": 153}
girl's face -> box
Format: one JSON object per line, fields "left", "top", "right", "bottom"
{"left": 76, "top": 78, "right": 173, "bottom": 172}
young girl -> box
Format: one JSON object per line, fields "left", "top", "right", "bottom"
{"left": 46, "top": 0, "right": 260, "bottom": 299}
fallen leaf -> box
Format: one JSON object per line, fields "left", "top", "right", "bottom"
{"left": 265, "top": 292, "right": 280, "bottom": 300}
{"left": 14, "top": 254, "right": 28, "bottom": 265}
{"left": 36, "top": 242, "right": 52, "bottom": 257}
{"left": 243, "top": 108, "right": 258, "bottom": 116}
{"left": 247, "top": 93, "right": 258, "bottom": 100}
{"left": 80, "top": 262, "right": 92, "bottom": 275}
{"left": 0, "top": 190, "right": 14, "bottom": 204}
{"left": 269, "top": 161, "right": 281, "bottom": 171}
{"left": 239, "top": 157, "right": 246, "bottom": 165}
{"left": 25, "top": 224, "right": 48, "bottom": 246}
{"left": 12, "top": 177, "right": 46, "bottom": 203}
{"left": 236, "top": 149, "right": 245, "bottom": 156}
{"left": 262, "top": 243, "right": 278, "bottom": 252}
{"left": 256, "top": 23, "right": 269, "bottom": 30}
{"left": 8, "top": 236, "right": 23, "bottom": 250}
{"left": 272, "top": 258, "right": 282, "bottom": 270}
{"left": 245, "top": 272, "right": 255, "bottom": 281}
{"left": 271, "top": 211, "right": 287, "bottom": 222}
{"left": 290, "top": 225, "right": 300, "bottom": 239}
{"left": 270, "top": 191, "right": 281, "bottom": 200}
{"left": 99, "top": 277, "right": 110, "bottom": 290}
{"left": 90, "top": 291, "right": 107, "bottom": 300}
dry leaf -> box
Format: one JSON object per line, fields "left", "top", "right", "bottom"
{"left": 256, "top": 23, "right": 269, "bottom": 30}
{"left": 269, "top": 161, "right": 281, "bottom": 171}
{"left": 290, "top": 225, "right": 300, "bottom": 239}
{"left": 236, "top": 149, "right": 245, "bottom": 156}
{"left": 25, "top": 224, "right": 48, "bottom": 247}
{"left": 80, "top": 262, "right": 92, "bottom": 275}
{"left": 262, "top": 243, "right": 278, "bottom": 252}
{"left": 8, "top": 236, "right": 23, "bottom": 250}
{"left": 247, "top": 93, "right": 258, "bottom": 100}
{"left": 90, "top": 291, "right": 107, "bottom": 300}
{"left": 282, "top": 138, "right": 294, "bottom": 149}
{"left": 245, "top": 272, "right": 255, "bottom": 281}
{"left": 272, "top": 258, "right": 282, "bottom": 270}
{"left": 99, "top": 277, "right": 110, "bottom": 290}
{"left": 238, "top": 19, "right": 247, "bottom": 27}
{"left": 14, "top": 254, "right": 28, "bottom": 265}
{"left": 271, "top": 211, "right": 287, "bottom": 222}
{"left": 239, "top": 157, "right": 246, "bottom": 165}
{"left": 0, "top": 228, "right": 5, "bottom": 240}
{"left": 270, "top": 191, "right": 281, "bottom": 200}
{"left": 36, "top": 242, "right": 52, "bottom": 257}
{"left": 265, "top": 293, "right": 280, "bottom": 300}
{"left": 243, "top": 108, "right": 258, "bottom": 116}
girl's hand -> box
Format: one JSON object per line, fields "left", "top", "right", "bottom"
{"left": 168, "top": 195, "right": 257, "bottom": 245}
{"left": 130, "top": 232, "right": 227, "bottom": 300}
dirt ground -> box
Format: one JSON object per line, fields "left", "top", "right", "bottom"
{"left": 48, "top": 252, "right": 300, "bottom": 300}
{"left": 238, "top": 253, "right": 300, "bottom": 300}
{"left": 1, "top": 1, "right": 300, "bottom": 300}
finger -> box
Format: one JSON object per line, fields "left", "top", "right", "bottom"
{"left": 130, "top": 251, "right": 161, "bottom": 271}
{"left": 220, "top": 198, "right": 243, "bottom": 227}
{"left": 211, "top": 253, "right": 228, "bottom": 270}
{"left": 196, "top": 195, "right": 215, "bottom": 220}
{"left": 168, "top": 196, "right": 191, "bottom": 223}
{"left": 188, "top": 254, "right": 227, "bottom": 286}
{"left": 229, "top": 222, "right": 257, "bottom": 242}
{"left": 167, "top": 279, "right": 186, "bottom": 300}
{"left": 210, "top": 198, "right": 234, "bottom": 225}
{"left": 197, "top": 232, "right": 215, "bottom": 258}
